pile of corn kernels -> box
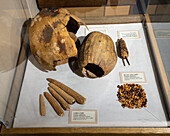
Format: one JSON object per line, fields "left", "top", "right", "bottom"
{"left": 117, "top": 84, "right": 147, "bottom": 109}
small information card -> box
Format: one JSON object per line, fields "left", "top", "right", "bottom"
{"left": 118, "top": 30, "right": 140, "bottom": 39}
{"left": 69, "top": 110, "right": 97, "bottom": 124}
{"left": 154, "top": 30, "right": 170, "bottom": 38}
{"left": 168, "top": 71, "right": 170, "bottom": 79}
{"left": 120, "top": 72, "right": 147, "bottom": 83}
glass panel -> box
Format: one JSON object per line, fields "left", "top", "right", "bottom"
{"left": 145, "top": 0, "right": 170, "bottom": 119}
{"left": 147, "top": 0, "right": 170, "bottom": 85}
{"left": 0, "top": 0, "right": 27, "bottom": 127}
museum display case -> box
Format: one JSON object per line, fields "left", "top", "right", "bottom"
{"left": 1, "top": 0, "right": 170, "bottom": 135}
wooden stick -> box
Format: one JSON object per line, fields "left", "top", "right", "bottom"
{"left": 44, "top": 92, "right": 64, "bottom": 116}
{"left": 125, "top": 56, "right": 130, "bottom": 65}
{"left": 47, "top": 78, "right": 86, "bottom": 104}
{"left": 122, "top": 59, "right": 125, "bottom": 66}
{"left": 39, "top": 94, "right": 46, "bottom": 116}
{"left": 48, "top": 83, "right": 75, "bottom": 105}
{"left": 48, "top": 87, "right": 70, "bottom": 111}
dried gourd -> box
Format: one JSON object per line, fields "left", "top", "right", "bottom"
{"left": 78, "top": 31, "right": 117, "bottom": 78}
{"left": 29, "top": 8, "right": 87, "bottom": 70}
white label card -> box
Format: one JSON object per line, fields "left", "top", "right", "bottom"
{"left": 69, "top": 110, "right": 97, "bottom": 124}
{"left": 118, "top": 30, "right": 140, "bottom": 39}
{"left": 168, "top": 71, "right": 170, "bottom": 79}
{"left": 120, "top": 72, "right": 147, "bottom": 83}
{"left": 154, "top": 30, "right": 170, "bottom": 38}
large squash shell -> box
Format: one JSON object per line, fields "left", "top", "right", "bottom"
{"left": 78, "top": 31, "right": 117, "bottom": 78}
{"left": 29, "top": 8, "right": 79, "bottom": 70}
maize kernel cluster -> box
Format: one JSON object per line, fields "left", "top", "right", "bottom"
{"left": 117, "top": 84, "right": 147, "bottom": 109}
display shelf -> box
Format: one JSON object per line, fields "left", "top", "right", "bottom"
{"left": 13, "top": 23, "right": 167, "bottom": 128}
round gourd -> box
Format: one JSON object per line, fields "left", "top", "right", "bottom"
{"left": 78, "top": 31, "right": 117, "bottom": 78}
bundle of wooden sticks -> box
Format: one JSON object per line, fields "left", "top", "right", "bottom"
{"left": 39, "top": 78, "right": 86, "bottom": 116}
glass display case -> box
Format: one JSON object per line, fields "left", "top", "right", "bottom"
{"left": 1, "top": 0, "right": 170, "bottom": 135}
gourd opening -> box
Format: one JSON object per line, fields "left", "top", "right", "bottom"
{"left": 84, "top": 63, "right": 104, "bottom": 77}
{"left": 66, "top": 17, "right": 79, "bottom": 34}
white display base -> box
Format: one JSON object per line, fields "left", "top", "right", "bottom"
{"left": 13, "top": 23, "right": 167, "bottom": 128}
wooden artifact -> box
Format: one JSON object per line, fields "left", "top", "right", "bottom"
{"left": 44, "top": 92, "right": 64, "bottom": 116}
{"left": 48, "top": 87, "right": 71, "bottom": 110}
{"left": 39, "top": 94, "right": 46, "bottom": 116}
{"left": 118, "top": 38, "right": 130, "bottom": 66}
{"left": 48, "top": 83, "right": 76, "bottom": 104}
{"left": 47, "top": 78, "right": 86, "bottom": 104}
